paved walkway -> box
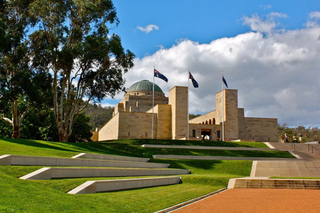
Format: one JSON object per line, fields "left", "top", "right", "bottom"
{"left": 171, "top": 189, "right": 320, "bottom": 213}
{"left": 160, "top": 142, "right": 320, "bottom": 212}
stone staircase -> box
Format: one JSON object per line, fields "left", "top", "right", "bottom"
{"left": 268, "top": 142, "right": 320, "bottom": 160}
{"left": 1, "top": 153, "right": 189, "bottom": 194}
{"left": 229, "top": 178, "right": 320, "bottom": 190}
{"left": 227, "top": 142, "right": 320, "bottom": 190}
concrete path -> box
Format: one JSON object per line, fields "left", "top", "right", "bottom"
{"left": 152, "top": 154, "right": 297, "bottom": 161}
{"left": 142, "top": 144, "right": 275, "bottom": 151}
{"left": 267, "top": 142, "right": 320, "bottom": 160}
{"left": 251, "top": 160, "right": 320, "bottom": 177}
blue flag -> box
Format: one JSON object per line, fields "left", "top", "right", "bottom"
{"left": 222, "top": 74, "right": 228, "bottom": 88}
{"left": 189, "top": 71, "right": 199, "bottom": 88}
{"left": 154, "top": 69, "right": 168, "bottom": 82}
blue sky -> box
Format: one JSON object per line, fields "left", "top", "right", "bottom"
{"left": 101, "top": 0, "right": 320, "bottom": 127}
{"left": 112, "top": 0, "right": 320, "bottom": 57}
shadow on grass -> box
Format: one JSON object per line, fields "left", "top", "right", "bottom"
{"left": 153, "top": 159, "right": 223, "bottom": 170}
{"left": 0, "top": 138, "right": 79, "bottom": 153}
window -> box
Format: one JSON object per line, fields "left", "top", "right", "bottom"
{"left": 192, "top": 130, "right": 196, "bottom": 137}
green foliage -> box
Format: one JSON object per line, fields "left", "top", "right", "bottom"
{"left": 0, "top": 119, "right": 12, "bottom": 138}
{"left": 189, "top": 113, "right": 201, "bottom": 120}
{"left": 278, "top": 123, "right": 320, "bottom": 142}
{"left": 84, "top": 104, "right": 114, "bottom": 130}
{"left": 68, "top": 113, "right": 92, "bottom": 142}
{"left": 28, "top": 0, "right": 134, "bottom": 142}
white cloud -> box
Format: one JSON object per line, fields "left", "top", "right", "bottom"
{"left": 100, "top": 102, "right": 117, "bottom": 108}
{"left": 242, "top": 13, "right": 288, "bottom": 34}
{"left": 137, "top": 24, "right": 159, "bottom": 34}
{"left": 260, "top": 4, "right": 272, "bottom": 10}
{"left": 306, "top": 12, "right": 320, "bottom": 28}
{"left": 309, "top": 11, "right": 320, "bottom": 19}
{"left": 103, "top": 12, "right": 320, "bottom": 127}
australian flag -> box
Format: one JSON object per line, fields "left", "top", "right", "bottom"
{"left": 222, "top": 74, "right": 228, "bottom": 88}
{"left": 189, "top": 71, "right": 199, "bottom": 88}
{"left": 154, "top": 69, "right": 168, "bottom": 82}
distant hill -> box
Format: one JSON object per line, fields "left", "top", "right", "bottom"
{"left": 84, "top": 104, "right": 114, "bottom": 131}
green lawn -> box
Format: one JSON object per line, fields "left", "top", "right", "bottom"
{"left": 0, "top": 138, "right": 292, "bottom": 212}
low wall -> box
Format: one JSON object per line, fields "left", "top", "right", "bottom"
{"left": 72, "top": 153, "right": 150, "bottom": 162}
{"left": 68, "top": 176, "right": 182, "bottom": 194}
{"left": 0, "top": 154, "right": 169, "bottom": 168}
{"left": 20, "top": 167, "right": 190, "bottom": 180}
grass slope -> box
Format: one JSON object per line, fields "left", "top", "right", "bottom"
{"left": 0, "top": 139, "right": 292, "bottom": 212}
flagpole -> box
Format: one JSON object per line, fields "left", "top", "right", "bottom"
{"left": 152, "top": 67, "right": 155, "bottom": 139}
{"left": 221, "top": 72, "right": 224, "bottom": 141}
{"left": 187, "top": 69, "right": 190, "bottom": 140}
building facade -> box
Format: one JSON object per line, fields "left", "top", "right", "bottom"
{"left": 95, "top": 80, "right": 278, "bottom": 142}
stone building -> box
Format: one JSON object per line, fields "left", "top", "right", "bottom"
{"left": 95, "top": 80, "right": 278, "bottom": 142}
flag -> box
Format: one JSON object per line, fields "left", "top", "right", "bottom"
{"left": 222, "top": 74, "right": 228, "bottom": 88}
{"left": 189, "top": 71, "right": 199, "bottom": 88}
{"left": 154, "top": 69, "right": 168, "bottom": 82}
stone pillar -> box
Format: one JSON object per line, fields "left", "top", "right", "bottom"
{"left": 169, "top": 87, "right": 188, "bottom": 140}
{"left": 215, "top": 89, "right": 239, "bottom": 140}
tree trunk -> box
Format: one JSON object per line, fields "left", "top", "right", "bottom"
{"left": 11, "top": 101, "right": 21, "bottom": 139}
{"left": 59, "top": 132, "right": 69, "bottom": 142}
{"left": 12, "top": 125, "right": 20, "bottom": 139}
{"left": 58, "top": 124, "right": 71, "bottom": 142}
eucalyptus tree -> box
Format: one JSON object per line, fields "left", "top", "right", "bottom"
{"left": 29, "top": 0, "right": 134, "bottom": 142}
{"left": 0, "top": 0, "right": 38, "bottom": 139}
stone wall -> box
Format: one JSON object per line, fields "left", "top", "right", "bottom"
{"left": 224, "top": 89, "right": 239, "bottom": 140}
{"left": 188, "top": 124, "right": 221, "bottom": 140}
{"left": 238, "top": 108, "right": 246, "bottom": 139}
{"left": 169, "top": 87, "right": 188, "bottom": 140}
{"left": 152, "top": 104, "right": 172, "bottom": 139}
{"left": 119, "top": 92, "right": 168, "bottom": 113}
{"left": 189, "top": 110, "right": 217, "bottom": 125}
{"left": 118, "top": 112, "right": 156, "bottom": 139}
{"left": 99, "top": 114, "right": 119, "bottom": 141}
{"left": 243, "top": 117, "right": 278, "bottom": 142}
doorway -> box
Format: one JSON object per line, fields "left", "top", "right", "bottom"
{"left": 201, "top": 129, "right": 212, "bottom": 140}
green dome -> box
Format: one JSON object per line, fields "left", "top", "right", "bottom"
{"left": 127, "top": 80, "right": 163, "bottom": 93}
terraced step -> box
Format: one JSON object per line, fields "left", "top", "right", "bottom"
{"left": 72, "top": 153, "right": 149, "bottom": 162}
{"left": 228, "top": 178, "right": 320, "bottom": 190}
{"left": 152, "top": 155, "right": 298, "bottom": 161}
{"left": 0, "top": 154, "right": 169, "bottom": 168}
{"left": 20, "top": 167, "right": 190, "bottom": 180}
{"left": 68, "top": 176, "right": 182, "bottom": 194}
{"left": 143, "top": 144, "right": 276, "bottom": 151}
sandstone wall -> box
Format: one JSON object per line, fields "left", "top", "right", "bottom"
{"left": 169, "top": 87, "right": 188, "bottom": 140}
{"left": 98, "top": 114, "right": 120, "bottom": 141}
{"left": 243, "top": 117, "right": 278, "bottom": 142}
{"left": 118, "top": 112, "right": 156, "bottom": 139}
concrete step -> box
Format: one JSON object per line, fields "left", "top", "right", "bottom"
{"left": 267, "top": 142, "right": 320, "bottom": 160}
{"left": 228, "top": 178, "right": 320, "bottom": 190}
{"left": 152, "top": 155, "right": 298, "bottom": 161}
{"left": 142, "top": 144, "right": 276, "bottom": 151}
{"left": 251, "top": 160, "right": 320, "bottom": 178}
{"left": 0, "top": 154, "right": 169, "bottom": 168}
{"left": 68, "top": 176, "right": 182, "bottom": 194}
{"left": 72, "top": 153, "right": 150, "bottom": 162}
{"left": 20, "top": 167, "right": 190, "bottom": 180}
